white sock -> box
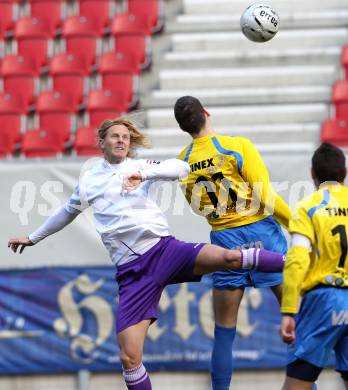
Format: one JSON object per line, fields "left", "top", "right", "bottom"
{"left": 123, "top": 363, "right": 148, "bottom": 387}
{"left": 241, "top": 248, "right": 260, "bottom": 269}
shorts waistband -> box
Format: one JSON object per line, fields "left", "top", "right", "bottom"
{"left": 310, "top": 283, "right": 348, "bottom": 292}
{"left": 116, "top": 236, "right": 172, "bottom": 273}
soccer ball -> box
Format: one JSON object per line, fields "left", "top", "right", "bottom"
{"left": 240, "top": 3, "right": 279, "bottom": 43}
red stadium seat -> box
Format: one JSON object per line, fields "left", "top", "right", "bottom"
{"left": 87, "top": 89, "right": 126, "bottom": 127}
{"left": 0, "top": 21, "right": 7, "bottom": 40}
{"left": 0, "top": 91, "right": 27, "bottom": 113}
{"left": 102, "top": 74, "right": 136, "bottom": 106}
{"left": 0, "top": 131, "right": 14, "bottom": 158}
{"left": 99, "top": 52, "right": 139, "bottom": 106}
{"left": 101, "top": 74, "right": 137, "bottom": 107}
{"left": 14, "top": 17, "right": 54, "bottom": 67}
{"left": 113, "top": 35, "right": 150, "bottom": 70}
{"left": 36, "top": 91, "right": 76, "bottom": 142}
{"left": 0, "top": 0, "right": 20, "bottom": 33}
{"left": 63, "top": 15, "right": 103, "bottom": 67}
{"left": 321, "top": 119, "right": 348, "bottom": 146}
{"left": 22, "top": 128, "right": 64, "bottom": 158}
{"left": 332, "top": 80, "right": 348, "bottom": 121}
{"left": 111, "top": 13, "right": 152, "bottom": 69}
{"left": 2, "top": 55, "right": 40, "bottom": 106}
{"left": 28, "top": 0, "right": 65, "bottom": 31}
{"left": 99, "top": 51, "right": 139, "bottom": 74}
{"left": 50, "top": 53, "right": 89, "bottom": 106}
{"left": 0, "top": 92, "right": 26, "bottom": 144}
{"left": 74, "top": 125, "right": 101, "bottom": 156}
{"left": 111, "top": 13, "right": 152, "bottom": 35}
{"left": 127, "top": 0, "right": 163, "bottom": 32}
{"left": 78, "top": 0, "right": 113, "bottom": 29}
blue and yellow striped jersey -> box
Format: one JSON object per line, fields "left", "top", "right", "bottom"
{"left": 178, "top": 134, "right": 290, "bottom": 231}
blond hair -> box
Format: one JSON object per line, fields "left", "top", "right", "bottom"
{"left": 98, "top": 117, "right": 150, "bottom": 157}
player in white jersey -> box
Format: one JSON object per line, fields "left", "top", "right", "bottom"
{"left": 8, "top": 118, "right": 285, "bottom": 390}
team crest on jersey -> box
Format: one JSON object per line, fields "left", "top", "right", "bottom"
{"left": 146, "top": 160, "right": 160, "bottom": 165}
{"left": 206, "top": 154, "right": 225, "bottom": 174}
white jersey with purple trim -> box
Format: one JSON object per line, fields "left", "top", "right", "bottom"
{"left": 64, "top": 158, "right": 187, "bottom": 266}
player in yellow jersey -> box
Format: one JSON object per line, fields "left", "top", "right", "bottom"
{"left": 174, "top": 96, "right": 291, "bottom": 390}
{"left": 280, "top": 143, "right": 348, "bottom": 390}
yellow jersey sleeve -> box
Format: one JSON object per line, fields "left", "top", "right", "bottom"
{"left": 289, "top": 202, "right": 315, "bottom": 244}
{"left": 281, "top": 245, "right": 311, "bottom": 314}
{"left": 178, "top": 145, "right": 190, "bottom": 162}
{"left": 240, "top": 138, "right": 291, "bottom": 229}
{"left": 282, "top": 200, "right": 315, "bottom": 313}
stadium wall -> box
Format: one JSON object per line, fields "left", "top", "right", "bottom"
{"left": 2, "top": 151, "right": 318, "bottom": 270}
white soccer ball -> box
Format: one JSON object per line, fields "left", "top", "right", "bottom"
{"left": 240, "top": 3, "right": 279, "bottom": 43}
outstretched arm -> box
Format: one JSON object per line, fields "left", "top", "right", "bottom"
{"left": 281, "top": 234, "right": 312, "bottom": 314}
{"left": 140, "top": 159, "right": 190, "bottom": 181}
{"left": 8, "top": 207, "right": 78, "bottom": 254}
{"left": 123, "top": 159, "right": 190, "bottom": 192}
{"left": 280, "top": 233, "right": 312, "bottom": 344}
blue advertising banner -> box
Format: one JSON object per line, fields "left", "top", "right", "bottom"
{"left": 0, "top": 267, "right": 290, "bottom": 374}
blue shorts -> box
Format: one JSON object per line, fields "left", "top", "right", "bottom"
{"left": 287, "top": 286, "right": 348, "bottom": 370}
{"left": 211, "top": 216, "right": 287, "bottom": 289}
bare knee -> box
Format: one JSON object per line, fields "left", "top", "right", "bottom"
{"left": 194, "top": 245, "right": 241, "bottom": 275}
{"left": 283, "top": 376, "right": 314, "bottom": 390}
{"left": 222, "top": 249, "right": 240, "bottom": 268}
{"left": 120, "top": 349, "right": 142, "bottom": 369}
{"left": 282, "top": 377, "right": 295, "bottom": 390}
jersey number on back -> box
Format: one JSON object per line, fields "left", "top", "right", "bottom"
{"left": 332, "top": 225, "right": 348, "bottom": 268}
{"left": 195, "top": 172, "right": 237, "bottom": 217}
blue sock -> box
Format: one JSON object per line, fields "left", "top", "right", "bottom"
{"left": 211, "top": 324, "right": 236, "bottom": 390}
{"left": 312, "top": 384, "right": 318, "bottom": 390}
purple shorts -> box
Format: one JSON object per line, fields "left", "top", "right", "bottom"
{"left": 116, "top": 236, "right": 205, "bottom": 333}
